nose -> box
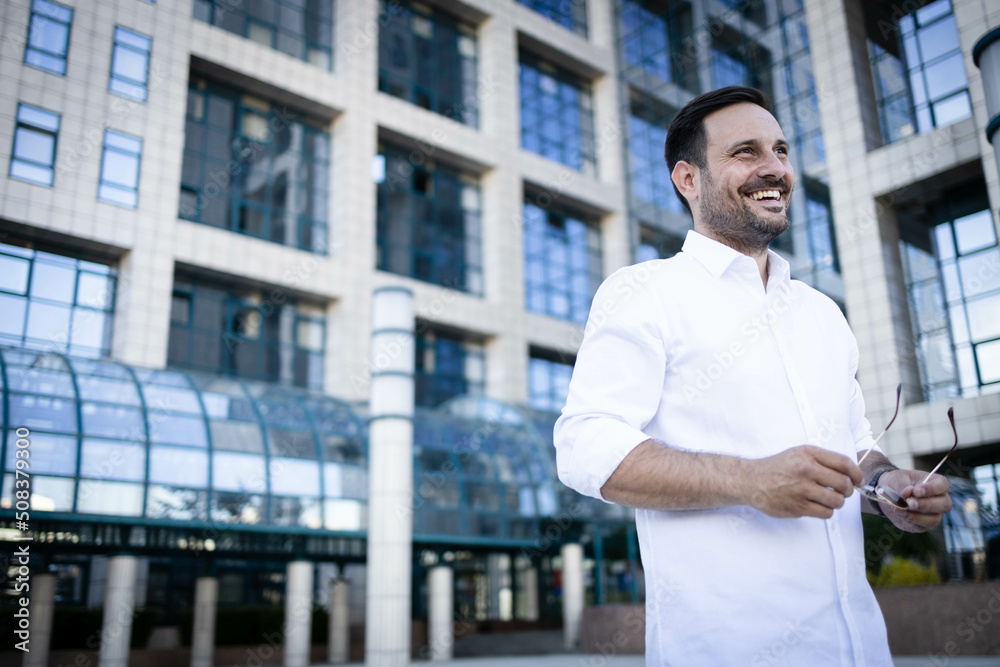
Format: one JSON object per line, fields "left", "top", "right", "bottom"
{"left": 758, "top": 149, "right": 790, "bottom": 183}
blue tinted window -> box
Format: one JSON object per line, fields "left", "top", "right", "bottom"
{"left": 523, "top": 202, "right": 602, "bottom": 324}
{"left": 99, "top": 130, "right": 142, "bottom": 208}
{"left": 415, "top": 327, "right": 485, "bottom": 408}
{"left": 636, "top": 226, "right": 684, "bottom": 264}
{"left": 25, "top": 0, "right": 73, "bottom": 75}
{"left": 518, "top": 0, "right": 587, "bottom": 36}
{"left": 528, "top": 351, "right": 573, "bottom": 412}
{"left": 519, "top": 54, "right": 596, "bottom": 174}
{"left": 620, "top": 0, "right": 698, "bottom": 92}
{"left": 378, "top": 0, "right": 478, "bottom": 126}
{"left": 193, "top": 0, "right": 333, "bottom": 70}
{"left": 628, "top": 93, "right": 682, "bottom": 215}
{"left": 10, "top": 104, "right": 60, "bottom": 186}
{"left": 180, "top": 77, "right": 330, "bottom": 253}
{"left": 0, "top": 242, "right": 116, "bottom": 357}
{"left": 109, "top": 27, "right": 151, "bottom": 101}
{"left": 868, "top": 0, "right": 969, "bottom": 144}
{"left": 376, "top": 143, "right": 483, "bottom": 293}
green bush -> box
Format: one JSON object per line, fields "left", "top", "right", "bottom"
{"left": 862, "top": 513, "right": 942, "bottom": 578}
{"left": 873, "top": 557, "right": 942, "bottom": 587}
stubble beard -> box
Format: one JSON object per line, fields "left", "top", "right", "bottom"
{"left": 698, "top": 168, "right": 791, "bottom": 256}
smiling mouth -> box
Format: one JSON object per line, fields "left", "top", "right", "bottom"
{"left": 747, "top": 189, "right": 782, "bottom": 202}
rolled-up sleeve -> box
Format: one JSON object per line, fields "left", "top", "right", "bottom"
{"left": 553, "top": 266, "right": 667, "bottom": 502}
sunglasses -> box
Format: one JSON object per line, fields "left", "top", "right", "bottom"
{"left": 855, "top": 384, "right": 958, "bottom": 510}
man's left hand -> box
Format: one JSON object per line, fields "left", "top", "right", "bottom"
{"left": 877, "top": 469, "right": 953, "bottom": 532}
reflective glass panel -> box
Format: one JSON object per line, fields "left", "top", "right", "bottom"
{"left": 212, "top": 451, "right": 267, "bottom": 492}
{"left": 323, "top": 499, "right": 364, "bottom": 531}
{"left": 150, "top": 446, "right": 209, "bottom": 486}
{"left": 1, "top": 473, "right": 74, "bottom": 512}
{"left": 80, "top": 439, "right": 146, "bottom": 481}
{"left": 146, "top": 486, "right": 207, "bottom": 520}
{"left": 4, "top": 431, "right": 76, "bottom": 476}
{"left": 76, "top": 479, "right": 143, "bottom": 515}
{"left": 269, "top": 457, "right": 320, "bottom": 495}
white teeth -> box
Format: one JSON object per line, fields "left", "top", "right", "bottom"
{"left": 749, "top": 190, "right": 780, "bottom": 201}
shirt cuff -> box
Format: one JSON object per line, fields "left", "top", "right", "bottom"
{"left": 558, "top": 416, "right": 651, "bottom": 504}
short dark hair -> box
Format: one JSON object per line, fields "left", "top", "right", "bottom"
{"left": 664, "top": 86, "right": 770, "bottom": 213}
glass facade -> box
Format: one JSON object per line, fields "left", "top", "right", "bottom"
{"left": 375, "top": 143, "right": 483, "bottom": 293}
{"left": 628, "top": 92, "right": 682, "bottom": 216}
{"left": 24, "top": 0, "right": 72, "bottom": 75}
{"left": 901, "top": 204, "right": 1000, "bottom": 400}
{"left": 0, "top": 242, "right": 116, "bottom": 357}
{"left": 168, "top": 274, "right": 326, "bottom": 391}
{"left": 524, "top": 201, "right": 602, "bottom": 324}
{"left": 192, "top": 0, "right": 333, "bottom": 69}
{"left": 518, "top": 0, "right": 588, "bottom": 37}
{"left": 179, "top": 76, "right": 330, "bottom": 253}
{"left": 378, "top": 0, "right": 478, "bottom": 127}
{"left": 415, "top": 326, "right": 485, "bottom": 408}
{"left": 98, "top": 130, "right": 142, "bottom": 208}
{"left": 10, "top": 104, "right": 60, "bottom": 187}
{"left": 620, "top": 0, "right": 696, "bottom": 91}
{"left": 109, "top": 26, "right": 152, "bottom": 102}
{"left": 635, "top": 225, "right": 684, "bottom": 263}
{"left": 519, "top": 53, "right": 596, "bottom": 175}
{"left": 868, "top": 0, "right": 970, "bottom": 144}
{"left": 527, "top": 349, "right": 573, "bottom": 412}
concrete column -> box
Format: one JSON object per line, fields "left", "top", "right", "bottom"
{"left": 284, "top": 560, "right": 314, "bottom": 667}
{"left": 328, "top": 578, "right": 349, "bottom": 664}
{"left": 486, "top": 553, "right": 508, "bottom": 620}
{"left": 519, "top": 566, "right": 539, "bottom": 622}
{"left": 561, "top": 543, "right": 584, "bottom": 650}
{"left": 190, "top": 577, "right": 218, "bottom": 667}
{"left": 23, "top": 574, "right": 56, "bottom": 667}
{"left": 365, "top": 287, "right": 415, "bottom": 667}
{"left": 98, "top": 555, "right": 138, "bottom": 667}
{"left": 427, "top": 566, "right": 453, "bottom": 662}
{"left": 975, "top": 28, "right": 1000, "bottom": 180}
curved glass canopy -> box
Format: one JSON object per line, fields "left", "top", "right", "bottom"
{"left": 0, "top": 347, "right": 628, "bottom": 543}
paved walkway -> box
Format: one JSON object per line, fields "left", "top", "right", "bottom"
{"left": 326, "top": 655, "right": 1000, "bottom": 667}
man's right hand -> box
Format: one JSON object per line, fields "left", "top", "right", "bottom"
{"left": 742, "top": 445, "right": 863, "bottom": 519}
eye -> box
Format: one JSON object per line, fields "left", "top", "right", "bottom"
{"left": 735, "top": 148, "right": 752, "bottom": 155}
{"left": 775, "top": 146, "right": 789, "bottom": 156}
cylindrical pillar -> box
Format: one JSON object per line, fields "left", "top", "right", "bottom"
{"left": 284, "top": 560, "right": 314, "bottom": 667}
{"left": 328, "top": 578, "right": 350, "bottom": 664}
{"left": 486, "top": 553, "right": 508, "bottom": 620}
{"left": 190, "top": 577, "right": 218, "bottom": 667}
{"left": 427, "top": 566, "right": 453, "bottom": 662}
{"left": 974, "top": 28, "right": 1000, "bottom": 181}
{"left": 561, "top": 543, "right": 584, "bottom": 650}
{"left": 519, "top": 566, "right": 539, "bottom": 622}
{"left": 365, "top": 287, "right": 415, "bottom": 667}
{"left": 98, "top": 555, "right": 138, "bottom": 667}
{"left": 23, "top": 574, "right": 56, "bottom": 667}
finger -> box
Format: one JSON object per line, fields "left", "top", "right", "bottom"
{"left": 914, "top": 474, "right": 950, "bottom": 498}
{"left": 812, "top": 449, "right": 863, "bottom": 486}
{"left": 906, "top": 494, "right": 953, "bottom": 515}
{"left": 800, "top": 499, "right": 837, "bottom": 520}
{"left": 812, "top": 466, "right": 855, "bottom": 498}
{"left": 805, "top": 484, "right": 848, "bottom": 511}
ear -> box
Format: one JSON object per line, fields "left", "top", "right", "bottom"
{"left": 671, "top": 160, "right": 699, "bottom": 208}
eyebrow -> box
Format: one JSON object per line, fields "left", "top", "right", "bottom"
{"left": 725, "top": 138, "right": 791, "bottom": 152}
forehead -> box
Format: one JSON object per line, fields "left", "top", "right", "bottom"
{"left": 703, "top": 103, "right": 786, "bottom": 150}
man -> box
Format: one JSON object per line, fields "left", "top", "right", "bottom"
{"left": 553, "top": 87, "right": 952, "bottom": 665}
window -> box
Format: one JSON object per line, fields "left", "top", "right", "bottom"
{"left": 776, "top": 1, "right": 825, "bottom": 171}
{"left": 109, "top": 27, "right": 151, "bottom": 101}
{"left": 168, "top": 275, "right": 325, "bottom": 390}
{"left": 518, "top": 0, "right": 587, "bottom": 37}
{"left": 98, "top": 130, "right": 142, "bottom": 208}
{"left": 620, "top": 0, "right": 696, "bottom": 92}
{"left": 378, "top": 0, "right": 478, "bottom": 127}
{"left": 628, "top": 92, "right": 682, "bottom": 215}
{"left": 900, "top": 193, "right": 1000, "bottom": 400}
{"left": 973, "top": 463, "right": 1000, "bottom": 579}
{"left": 804, "top": 188, "right": 839, "bottom": 275}
{"left": 10, "top": 104, "right": 60, "bottom": 187}
{"left": 375, "top": 143, "right": 482, "bottom": 293}
{"left": 179, "top": 76, "right": 330, "bottom": 253}
{"left": 524, "top": 200, "right": 602, "bottom": 324}
{"left": 528, "top": 348, "right": 574, "bottom": 412}
{"left": 520, "top": 54, "right": 596, "bottom": 174}
{"left": 636, "top": 226, "right": 684, "bottom": 263}
{"left": 0, "top": 241, "right": 116, "bottom": 357}
{"left": 867, "top": 0, "right": 970, "bottom": 144}
{"left": 415, "top": 325, "right": 484, "bottom": 408}
{"left": 711, "top": 32, "right": 773, "bottom": 101}
{"left": 192, "top": 0, "right": 333, "bottom": 69}
{"left": 24, "top": 0, "right": 72, "bottom": 75}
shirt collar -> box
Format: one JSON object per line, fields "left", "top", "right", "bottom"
{"left": 680, "top": 229, "right": 791, "bottom": 287}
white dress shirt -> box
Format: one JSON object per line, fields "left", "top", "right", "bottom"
{"left": 554, "top": 230, "right": 892, "bottom": 666}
